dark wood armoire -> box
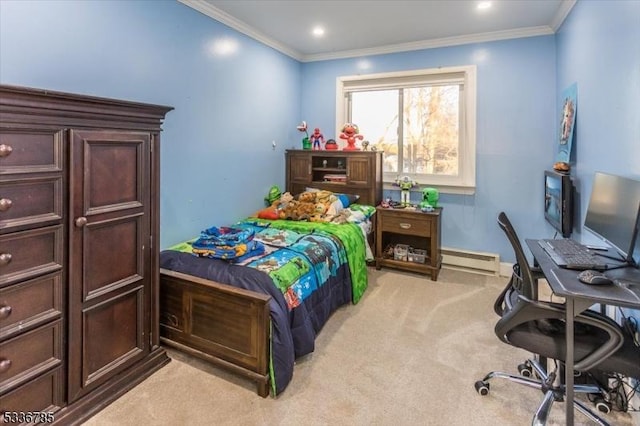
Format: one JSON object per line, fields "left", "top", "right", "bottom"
{"left": 0, "top": 85, "right": 173, "bottom": 424}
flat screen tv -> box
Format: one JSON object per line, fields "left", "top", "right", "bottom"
{"left": 544, "top": 170, "right": 573, "bottom": 238}
{"left": 584, "top": 172, "right": 640, "bottom": 267}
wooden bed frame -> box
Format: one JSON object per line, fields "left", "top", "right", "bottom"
{"left": 158, "top": 214, "right": 378, "bottom": 398}
{"left": 159, "top": 268, "right": 272, "bottom": 397}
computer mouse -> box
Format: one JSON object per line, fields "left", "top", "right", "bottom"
{"left": 577, "top": 270, "right": 614, "bottom": 285}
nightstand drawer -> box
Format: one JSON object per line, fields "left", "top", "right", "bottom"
{"left": 381, "top": 211, "right": 431, "bottom": 236}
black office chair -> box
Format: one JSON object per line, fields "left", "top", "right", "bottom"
{"left": 475, "top": 212, "right": 640, "bottom": 425}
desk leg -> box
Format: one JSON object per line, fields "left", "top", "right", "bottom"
{"left": 566, "top": 300, "right": 575, "bottom": 426}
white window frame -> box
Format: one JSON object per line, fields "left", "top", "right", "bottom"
{"left": 336, "top": 65, "right": 477, "bottom": 194}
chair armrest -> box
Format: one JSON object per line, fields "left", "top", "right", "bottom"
{"left": 495, "top": 294, "right": 624, "bottom": 371}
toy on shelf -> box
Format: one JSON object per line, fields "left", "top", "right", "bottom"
{"left": 339, "top": 122, "right": 363, "bottom": 151}
{"left": 419, "top": 187, "right": 439, "bottom": 212}
{"left": 325, "top": 138, "right": 338, "bottom": 150}
{"left": 297, "top": 121, "right": 311, "bottom": 150}
{"left": 394, "top": 176, "right": 417, "bottom": 206}
{"left": 309, "top": 127, "right": 324, "bottom": 150}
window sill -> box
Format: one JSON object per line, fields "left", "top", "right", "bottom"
{"left": 383, "top": 182, "right": 475, "bottom": 196}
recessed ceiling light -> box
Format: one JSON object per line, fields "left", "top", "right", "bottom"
{"left": 477, "top": 1, "right": 492, "bottom": 10}
{"left": 312, "top": 26, "right": 325, "bottom": 37}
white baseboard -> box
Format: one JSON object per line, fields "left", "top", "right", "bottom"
{"left": 441, "top": 247, "right": 500, "bottom": 276}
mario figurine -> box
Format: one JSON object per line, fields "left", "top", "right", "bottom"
{"left": 339, "top": 123, "right": 364, "bottom": 151}
{"left": 309, "top": 128, "right": 324, "bottom": 150}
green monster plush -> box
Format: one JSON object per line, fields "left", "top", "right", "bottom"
{"left": 264, "top": 185, "right": 282, "bottom": 207}
{"left": 419, "top": 187, "right": 439, "bottom": 212}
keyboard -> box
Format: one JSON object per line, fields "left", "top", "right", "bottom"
{"left": 538, "top": 239, "right": 608, "bottom": 270}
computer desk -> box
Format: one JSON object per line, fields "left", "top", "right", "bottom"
{"left": 526, "top": 239, "right": 640, "bottom": 425}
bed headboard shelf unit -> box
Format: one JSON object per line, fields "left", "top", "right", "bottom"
{"left": 285, "top": 149, "right": 383, "bottom": 206}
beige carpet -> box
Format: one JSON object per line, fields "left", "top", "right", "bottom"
{"left": 84, "top": 268, "right": 638, "bottom": 425}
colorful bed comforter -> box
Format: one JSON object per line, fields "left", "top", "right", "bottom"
{"left": 159, "top": 217, "right": 369, "bottom": 395}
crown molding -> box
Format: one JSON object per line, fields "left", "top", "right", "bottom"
{"left": 302, "top": 26, "right": 555, "bottom": 62}
{"left": 550, "top": 0, "right": 577, "bottom": 32}
{"left": 178, "top": 0, "right": 304, "bottom": 61}
{"left": 180, "top": 0, "right": 571, "bottom": 63}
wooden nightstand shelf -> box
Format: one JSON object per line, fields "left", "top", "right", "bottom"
{"left": 375, "top": 206, "right": 442, "bottom": 280}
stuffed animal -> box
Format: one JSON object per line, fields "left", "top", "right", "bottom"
{"left": 297, "top": 191, "right": 316, "bottom": 203}
{"left": 256, "top": 191, "right": 294, "bottom": 220}
{"left": 279, "top": 199, "right": 317, "bottom": 221}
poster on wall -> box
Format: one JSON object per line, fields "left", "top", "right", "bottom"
{"left": 557, "top": 83, "right": 577, "bottom": 164}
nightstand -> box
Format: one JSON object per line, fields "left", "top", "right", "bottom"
{"left": 375, "top": 206, "right": 442, "bottom": 280}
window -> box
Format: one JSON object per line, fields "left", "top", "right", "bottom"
{"left": 336, "top": 66, "right": 476, "bottom": 193}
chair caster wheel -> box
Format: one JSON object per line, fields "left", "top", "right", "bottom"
{"left": 475, "top": 380, "right": 489, "bottom": 396}
{"left": 594, "top": 398, "right": 611, "bottom": 414}
{"left": 517, "top": 363, "right": 533, "bottom": 377}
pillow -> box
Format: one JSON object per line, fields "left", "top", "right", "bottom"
{"left": 255, "top": 206, "right": 280, "bottom": 220}
{"left": 336, "top": 193, "right": 359, "bottom": 208}
{"left": 326, "top": 199, "right": 343, "bottom": 216}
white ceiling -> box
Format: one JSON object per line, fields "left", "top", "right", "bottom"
{"left": 180, "top": 0, "right": 576, "bottom": 62}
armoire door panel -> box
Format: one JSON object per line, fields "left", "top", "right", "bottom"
{"left": 82, "top": 287, "right": 144, "bottom": 388}
{"left": 72, "top": 131, "right": 148, "bottom": 216}
{"left": 82, "top": 215, "right": 144, "bottom": 299}
{"left": 68, "top": 129, "right": 151, "bottom": 402}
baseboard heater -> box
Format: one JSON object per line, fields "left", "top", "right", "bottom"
{"left": 441, "top": 247, "right": 500, "bottom": 276}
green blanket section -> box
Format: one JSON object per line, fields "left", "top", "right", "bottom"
{"left": 241, "top": 218, "right": 368, "bottom": 304}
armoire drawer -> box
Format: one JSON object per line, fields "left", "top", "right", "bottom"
{"left": 0, "top": 272, "right": 63, "bottom": 340}
{"left": 0, "top": 129, "right": 64, "bottom": 174}
{"left": 0, "top": 320, "right": 63, "bottom": 394}
{"left": 0, "top": 367, "right": 63, "bottom": 416}
{"left": 0, "top": 225, "right": 63, "bottom": 287}
{"left": 0, "top": 175, "right": 63, "bottom": 232}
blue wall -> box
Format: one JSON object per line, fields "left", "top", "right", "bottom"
{"left": 556, "top": 0, "right": 640, "bottom": 241}
{"left": 0, "top": 0, "right": 300, "bottom": 248}
{"left": 555, "top": 1, "right": 640, "bottom": 321}
{"left": 1, "top": 1, "right": 637, "bottom": 266}
{"left": 301, "top": 37, "right": 557, "bottom": 260}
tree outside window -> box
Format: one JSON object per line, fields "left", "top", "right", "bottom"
{"left": 338, "top": 66, "right": 476, "bottom": 193}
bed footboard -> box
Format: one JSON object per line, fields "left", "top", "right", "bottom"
{"left": 159, "top": 268, "right": 271, "bottom": 397}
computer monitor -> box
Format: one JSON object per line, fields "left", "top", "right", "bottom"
{"left": 584, "top": 172, "right": 640, "bottom": 267}
{"left": 544, "top": 170, "right": 573, "bottom": 237}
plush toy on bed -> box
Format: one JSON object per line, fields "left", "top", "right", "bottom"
{"left": 256, "top": 189, "right": 343, "bottom": 222}
{"left": 279, "top": 197, "right": 316, "bottom": 221}
{"left": 255, "top": 191, "right": 294, "bottom": 220}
